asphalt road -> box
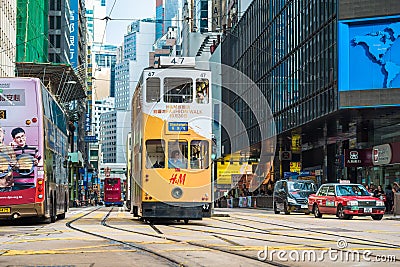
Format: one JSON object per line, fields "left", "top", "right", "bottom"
{"left": 0, "top": 206, "right": 399, "bottom": 267}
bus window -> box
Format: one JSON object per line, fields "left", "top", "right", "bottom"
{"left": 145, "top": 140, "right": 165, "bottom": 169}
{"left": 106, "top": 178, "right": 118, "bottom": 186}
{"left": 168, "top": 140, "right": 188, "bottom": 168}
{"left": 190, "top": 140, "right": 209, "bottom": 169}
{"left": 164, "top": 78, "right": 193, "bottom": 103}
{"left": 146, "top": 77, "right": 160, "bottom": 102}
{"left": 196, "top": 78, "right": 209, "bottom": 104}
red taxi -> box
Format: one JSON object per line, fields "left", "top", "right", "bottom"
{"left": 308, "top": 183, "right": 385, "bottom": 220}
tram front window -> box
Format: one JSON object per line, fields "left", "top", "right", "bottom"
{"left": 145, "top": 139, "right": 165, "bottom": 168}
{"left": 190, "top": 140, "right": 209, "bottom": 169}
{"left": 164, "top": 78, "right": 193, "bottom": 103}
{"left": 168, "top": 140, "right": 188, "bottom": 168}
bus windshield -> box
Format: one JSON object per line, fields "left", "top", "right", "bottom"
{"left": 287, "top": 181, "right": 317, "bottom": 192}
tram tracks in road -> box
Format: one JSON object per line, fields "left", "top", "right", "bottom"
{"left": 202, "top": 216, "right": 400, "bottom": 263}
{"left": 225, "top": 215, "right": 400, "bottom": 249}
{"left": 158, "top": 216, "right": 400, "bottom": 262}
{"left": 66, "top": 207, "right": 185, "bottom": 267}
{"left": 101, "top": 208, "right": 290, "bottom": 267}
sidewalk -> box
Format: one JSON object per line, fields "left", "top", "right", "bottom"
{"left": 384, "top": 214, "right": 400, "bottom": 220}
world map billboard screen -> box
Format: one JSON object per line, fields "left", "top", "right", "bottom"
{"left": 339, "top": 17, "right": 400, "bottom": 91}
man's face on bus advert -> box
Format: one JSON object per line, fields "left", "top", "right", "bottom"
{"left": 13, "top": 132, "right": 26, "bottom": 147}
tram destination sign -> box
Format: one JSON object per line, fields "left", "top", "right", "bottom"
{"left": 168, "top": 122, "right": 188, "bottom": 132}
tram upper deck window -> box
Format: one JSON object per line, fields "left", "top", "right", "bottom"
{"left": 164, "top": 78, "right": 193, "bottom": 103}
{"left": 190, "top": 140, "right": 209, "bottom": 169}
{"left": 145, "top": 139, "right": 165, "bottom": 168}
{"left": 196, "top": 79, "right": 209, "bottom": 104}
{"left": 146, "top": 77, "right": 161, "bottom": 103}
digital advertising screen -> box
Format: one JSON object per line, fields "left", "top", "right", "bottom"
{"left": 339, "top": 16, "right": 400, "bottom": 91}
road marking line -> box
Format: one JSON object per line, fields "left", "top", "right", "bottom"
{"left": 2, "top": 249, "right": 137, "bottom": 256}
{"left": 3, "top": 237, "right": 100, "bottom": 244}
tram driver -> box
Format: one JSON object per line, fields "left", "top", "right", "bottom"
{"left": 168, "top": 151, "right": 186, "bottom": 169}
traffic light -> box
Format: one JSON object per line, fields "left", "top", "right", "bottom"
{"left": 211, "top": 137, "right": 217, "bottom": 160}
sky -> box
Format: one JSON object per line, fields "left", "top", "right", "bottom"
{"left": 106, "top": 0, "right": 156, "bottom": 45}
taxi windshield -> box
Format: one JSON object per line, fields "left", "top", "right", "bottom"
{"left": 287, "top": 181, "right": 316, "bottom": 192}
{"left": 337, "top": 185, "right": 370, "bottom": 196}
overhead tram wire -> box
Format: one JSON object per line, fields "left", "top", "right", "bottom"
{"left": 92, "top": 0, "right": 117, "bottom": 79}
{"left": 89, "top": 14, "right": 325, "bottom": 84}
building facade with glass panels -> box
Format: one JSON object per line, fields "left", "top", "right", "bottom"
{"left": 221, "top": 0, "right": 400, "bottom": 185}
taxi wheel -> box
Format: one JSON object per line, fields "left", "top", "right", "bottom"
{"left": 337, "top": 205, "right": 351, "bottom": 220}
{"left": 371, "top": 215, "right": 383, "bottom": 220}
{"left": 313, "top": 204, "right": 322, "bottom": 218}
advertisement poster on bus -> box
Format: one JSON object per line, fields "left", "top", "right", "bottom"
{"left": 0, "top": 82, "right": 42, "bottom": 198}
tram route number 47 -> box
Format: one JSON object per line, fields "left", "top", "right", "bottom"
{"left": 170, "top": 57, "right": 185, "bottom": 64}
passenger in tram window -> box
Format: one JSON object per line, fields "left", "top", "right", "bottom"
{"left": 152, "top": 161, "right": 164, "bottom": 168}
{"left": 196, "top": 83, "right": 209, "bottom": 104}
{"left": 168, "top": 151, "right": 186, "bottom": 169}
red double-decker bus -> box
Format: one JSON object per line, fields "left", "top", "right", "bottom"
{"left": 104, "top": 177, "right": 123, "bottom": 207}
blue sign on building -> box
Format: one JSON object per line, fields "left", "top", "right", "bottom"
{"left": 69, "top": 0, "right": 79, "bottom": 68}
{"left": 84, "top": 135, "right": 98, "bottom": 142}
{"left": 339, "top": 16, "right": 400, "bottom": 91}
{"left": 168, "top": 122, "right": 188, "bottom": 132}
{"left": 85, "top": 113, "right": 91, "bottom": 132}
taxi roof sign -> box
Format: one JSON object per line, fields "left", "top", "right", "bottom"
{"left": 339, "top": 179, "right": 351, "bottom": 184}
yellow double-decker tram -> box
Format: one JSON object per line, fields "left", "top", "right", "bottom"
{"left": 130, "top": 57, "right": 212, "bottom": 223}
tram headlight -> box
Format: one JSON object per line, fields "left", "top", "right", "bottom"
{"left": 171, "top": 187, "right": 183, "bottom": 199}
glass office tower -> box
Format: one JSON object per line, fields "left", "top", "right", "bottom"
{"left": 221, "top": 0, "right": 400, "bottom": 183}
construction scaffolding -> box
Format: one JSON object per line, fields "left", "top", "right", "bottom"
{"left": 16, "top": 0, "right": 48, "bottom": 63}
